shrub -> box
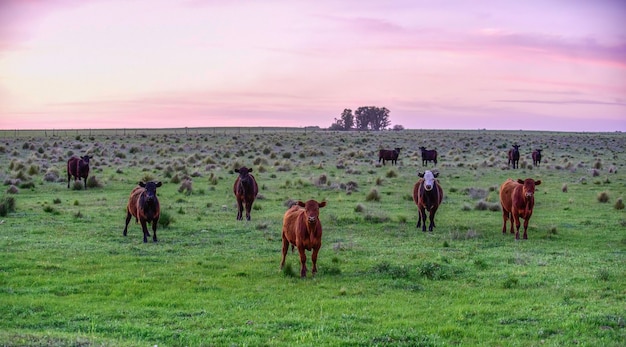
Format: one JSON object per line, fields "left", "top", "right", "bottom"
{"left": 0, "top": 196, "right": 16, "bottom": 216}
{"left": 386, "top": 170, "right": 397, "bottom": 178}
{"left": 418, "top": 262, "right": 448, "bottom": 280}
{"left": 72, "top": 181, "right": 84, "bottom": 190}
{"left": 282, "top": 263, "right": 297, "bottom": 278}
{"left": 365, "top": 188, "right": 380, "bottom": 202}
{"left": 597, "top": 191, "right": 610, "bottom": 203}
{"left": 6, "top": 185, "right": 19, "bottom": 194}
{"left": 178, "top": 179, "right": 193, "bottom": 195}
{"left": 158, "top": 212, "right": 174, "bottom": 228}
{"left": 615, "top": 198, "right": 625, "bottom": 210}
{"left": 562, "top": 184, "right": 568, "bottom": 193}
{"left": 86, "top": 176, "right": 102, "bottom": 188}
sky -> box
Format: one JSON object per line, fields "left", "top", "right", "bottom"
{"left": 0, "top": 0, "right": 625, "bottom": 131}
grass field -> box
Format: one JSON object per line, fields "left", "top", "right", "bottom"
{"left": 1, "top": 128, "right": 625, "bottom": 346}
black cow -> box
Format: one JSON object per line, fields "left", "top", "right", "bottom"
{"left": 124, "top": 181, "right": 162, "bottom": 243}
{"left": 419, "top": 147, "right": 438, "bottom": 166}
{"left": 532, "top": 149, "right": 542, "bottom": 167}
{"left": 508, "top": 145, "right": 520, "bottom": 169}
{"left": 378, "top": 148, "right": 401, "bottom": 165}
{"left": 233, "top": 166, "right": 259, "bottom": 220}
{"left": 67, "top": 155, "right": 93, "bottom": 189}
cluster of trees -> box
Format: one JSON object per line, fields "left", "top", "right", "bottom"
{"left": 329, "top": 106, "right": 396, "bottom": 131}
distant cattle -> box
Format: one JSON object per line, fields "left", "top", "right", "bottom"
{"left": 499, "top": 178, "right": 541, "bottom": 240}
{"left": 67, "top": 155, "right": 93, "bottom": 189}
{"left": 532, "top": 149, "right": 542, "bottom": 167}
{"left": 378, "top": 148, "right": 402, "bottom": 165}
{"left": 413, "top": 170, "right": 444, "bottom": 232}
{"left": 233, "top": 166, "right": 259, "bottom": 220}
{"left": 123, "top": 181, "right": 162, "bottom": 243}
{"left": 508, "top": 145, "right": 520, "bottom": 169}
{"left": 419, "top": 147, "right": 438, "bottom": 166}
{"left": 280, "top": 199, "right": 327, "bottom": 277}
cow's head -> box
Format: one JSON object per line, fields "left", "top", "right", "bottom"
{"left": 235, "top": 166, "right": 253, "bottom": 184}
{"left": 394, "top": 147, "right": 402, "bottom": 154}
{"left": 512, "top": 145, "right": 520, "bottom": 151}
{"left": 139, "top": 181, "right": 162, "bottom": 202}
{"left": 534, "top": 149, "right": 542, "bottom": 155}
{"left": 517, "top": 178, "right": 541, "bottom": 198}
{"left": 81, "top": 155, "right": 93, "bottom": 163}
{"left": 418, "top": 170, "right": 439, "bottom": 191}
{"left": 297, "top": 200, "right": 327, "bottom": 225}
{"left": 419, "top": 146, "right": 426, "bottom": 152}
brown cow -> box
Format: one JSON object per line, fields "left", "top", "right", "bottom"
{"left": 280, "top": 200, "right": 327, "bottom": 277}
{"left": 233, "top": 166, "right": 259, "bottom": 220}
{"left": 508, "top": 145, "right": 520, "bottom": 169}
{"left": 499, "top": 178, "right": 541, "bottom": 240}
{"left": 378, "top": 148, "right": 401, "bottom": 165}
{"left": 124, "top": 181, "right": 162, "bottom": 243}
{"left": 413, "top": 170, "right": 443, "bottom": 232}
{"left": 67, "top": 155, "right": 93, "bottom": 189}
{"left": 532, "top": 149, "right": 542, "bottom": 167}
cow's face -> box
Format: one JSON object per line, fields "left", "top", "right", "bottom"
{"left": 418, "top": 171, "right": 439, "bottom": 191}
{"left": 81, "top": 155, "right": 93, "bottom": 164}
{"left": 298, "top": 200, "right": 327, "bottom": 225}
{"left": 139, "top": 181, "right": 162, "bottom": 202}
{"left": 517, "top": 178, "right": 541, "bottom": 198}
{"left": 394, "top": 147, "right": 402, "bottom": 153}
{"left": 235, "top": 166, "right": 253, "bottom": 184}
{"left": 512, "top": 145, "right": 520, "bottom": 151}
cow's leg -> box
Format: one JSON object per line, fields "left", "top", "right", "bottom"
{"left": 236, "top": 198, "right": 243, "bottom": 220}
{"left": 428, "top": 208, "right": 437, "bottom": 231}
{"left": 123, "top": 211, "right": 132, "bottom": 236}
{"left": 245, "top": 201, "right": 253, "bottom": 221}
{"left": 501, "top": 209, "right": 508, "bottom": 234}
{"left": 83, "top": 176, "right": 88, "bottom": 189}
{"left": 67, "top": 174, "right": 71, "bottom": 188}
{"left": 311, "top": 247, "right": 319, "bottom": 276}
{"left": 140, "top": 219, "right": 149, "bottom": 243}
{"left": 280, "top": 236, "right": 289, "bottom": 270}
{"left": 297, "top": 246, "right": 307, "bottom": 277}
{"left": 514, "top": 214, "right": 521, "bottom": 240}
{"left": 522, "top": 217, "right": 530, "bottom": 240}
{"left": 416, "top": 208, "right": 422, "bottom": 229}
{"left": 419, "top": 207, "right": 427, "bottom": 232}
{"left": 152, "top": 219, "right": 158, "bottom": 242}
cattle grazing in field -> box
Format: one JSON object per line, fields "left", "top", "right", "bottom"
{"left": 419, "top": 147, "right": 438, "bottom": 166}
{"left": 123, "top": 181, "right": 163, "bottom": 243}
{"left": 508, "top": 144, "right": 520, "bottom": 169}
{"left": 233, "top": 166, "right": 259, "bottom": 220}
{"left": 280, "top": 199, "right": 327, "bottom": 277}
{"left": 499, "top": 178, "right": 541, "bottom": 240}
{"left": 532, "top": 149, "right": 542, "bottom": 167}
{"left": 67, "top": 155, "right": 93, "bottom": 189}
{"left": 378, "top": 147, "right": 402, "bottom": 165}
{"left": 413, "top": 170, "right": 444, "bottom": 232}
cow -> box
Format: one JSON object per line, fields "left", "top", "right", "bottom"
{"left": 419, "top": 147, "right": 438, "bottom": 166}
{"left": 67, "top": 155, "right": 93, "bottom": 189}
{"left": 378, "top": 148, "right": 401, "bottom": 165}
{"left": 413, "top": 170, "right": 444, "bottom": 232}
{"left": 508, "top": 144, "right": 520, "bottom": 169}
{"left": 123, "top": 181, "right": 162, "bottom": 243}
{"left": 499, "top": 178, "right": 541, "bottom": 240}
{"left": 280, "top": 199, "right": 327, "bottom": 277}
{"left": 233, "top": 166, "right": 258, "bottom": 220}
{"left": 532, "top": 149, "right": 542, "bottom": 167}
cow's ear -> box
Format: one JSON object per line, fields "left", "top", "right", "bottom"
{"left": 138, "top": 181, "right": 146, "bottom": 187}
{"left": 248, "top": 168, "right": 253, "bottom": 173}
{"left": 534, "top": 180, "right": 542, "bottom": 186}
{"left": 517, "top": 179, "right": 524, "bottom": 184}
{"left": 433, "top": 172, "right": 439, "bottom": 178}
{"left": 89, "top": 155, "right": 93, "bottom": 159}
{"left": 318, "top": 201, "right": 327, "bottom": 208}
{"left": 234, "top": 168, "right": 240, "bottom": 173}
{"left": 297, "top": 201, "right": 306, "bottom": 207}
{"left": 418, "top": 172, "right": 424, "bottom": 178}
{"left": 155, "top": 181, "right": 162, "bottom": 187}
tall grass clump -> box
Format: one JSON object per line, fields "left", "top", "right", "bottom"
{"left": 614, "top": 198, "right": 624, "bottom": 210}
{"left": 365, "top": 188, "right": 381, "bottom": 202}
{"left": 0, "top": 196, "right": 16, "bottom": 216}
{"left": 158, "top": 211, "right": 174, "bottom": 228}
{"left": 597, "top": 191, "right": 610, "bottom": 203}
{"left": 86, "top": 176, "right": 102, "bottom": 188}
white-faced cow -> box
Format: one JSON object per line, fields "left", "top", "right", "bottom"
{"left": 413, "top": 170, "right": 444, "bottom": 232}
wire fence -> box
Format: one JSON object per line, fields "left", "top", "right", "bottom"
{"left": 0, "top": 127, "right": 324, "bottom": 138}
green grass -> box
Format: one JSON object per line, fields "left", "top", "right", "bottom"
{"left": 0, "top": 128, "right": 625, "bottom": 346}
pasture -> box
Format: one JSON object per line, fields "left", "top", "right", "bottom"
{"left": 0, "top": 128, "right": 624, "bottom": 346}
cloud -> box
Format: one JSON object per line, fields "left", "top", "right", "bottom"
{"left": 494, "top": 99, "right": 626, "bottom": 106}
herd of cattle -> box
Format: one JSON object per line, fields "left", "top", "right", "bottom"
{"left": 66, "top": 144, "right": 543, "bottom": 277}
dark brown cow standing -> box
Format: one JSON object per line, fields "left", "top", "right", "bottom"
{"left": 499, "top": 178, "right": 541, "bottom": 240}
{"left": 67, "top": 155, "right": 93, "bottom": 189}
{"left": 419, "top": 147, "right": 438, "bottom": 166}
{"left": 378, "top": 147, "right": 401, "bottom": 165}
{"left": 124, "top": 181, "right": 162, "bottom": 243}
{"left": 280, "top": 200, "right": 327, "bottom": 277}
{"left": 233, "top": 166, "right": 259, "bottom": 220}
{"left": 508, "top": 145, "right": 520, "bottom": 169}
{"left": 532, "top": 149, "right": 542, "bottom": 167}
{"left": 413, "top": 170, "right": 443, "bottom": 232}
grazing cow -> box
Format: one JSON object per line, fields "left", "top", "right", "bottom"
{"left": 123, "top": 181, "right": 162, "bottom": 243}
{"left": 233, "top": 166, "right": 259, "bottom": 221}
{"left": 532, "top": 149, "right": 543, "bottom": 167}
{"left": 378, "top": 147, "right": 402, "bottom": 165}
{"left": 419, "top": 147, "right": 438, "bottom": 166}
{"left": 67, "top": 155, "right": 93, "bottom": 189}
{"left": 413, "top": 170, "right": 444, "bottom": 232}
{"left": 280, "top": 200, "right": 327, "bottom": 277}
{"left": 508, "top": 145, "right": 520, "bottom": 169}
{"left": 499, "top": 178, "right": 541, "bottom": 240}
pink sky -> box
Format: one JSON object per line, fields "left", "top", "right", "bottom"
{"left": 1, "top": 0, "right": 625, "bottom": 131}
